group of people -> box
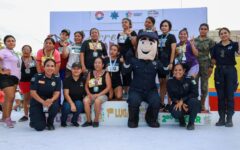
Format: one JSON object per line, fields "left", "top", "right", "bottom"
{"left": 0, "top": 16, "right": 239, "bottom": 131}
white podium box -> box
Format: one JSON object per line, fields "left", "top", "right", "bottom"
{"left": 55, "top": 101, "right": 211, "bottom": 126}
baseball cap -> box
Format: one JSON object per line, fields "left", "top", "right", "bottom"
{"left": 71, "top": 62, "right": 81, "bottom": 68}
{"left": 61, "top": 29, "right": 70, "bottom": 36}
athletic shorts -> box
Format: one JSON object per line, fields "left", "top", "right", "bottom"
{"left": 0, "top": 74, "right": 19, "bottom": 89}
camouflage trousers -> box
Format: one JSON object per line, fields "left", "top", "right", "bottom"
{"left": 196, "top": 60, "right": 210, "bottom": 101}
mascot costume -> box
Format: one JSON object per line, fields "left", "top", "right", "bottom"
{"left": 123, "top": 31, "right": 168, "bottom": 128}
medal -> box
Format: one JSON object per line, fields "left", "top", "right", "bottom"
{"left": 25, "top": 68, "right": 30, "bottom": 74}
{"left": 93, "top": 51, "right": 98, "bottom": 57}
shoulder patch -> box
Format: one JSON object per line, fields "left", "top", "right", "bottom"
{"left": 191, "top": 79, "right": 197, "bottom": 85}
{"left": 31, "top": 77, "right": 35, "bottom": 82}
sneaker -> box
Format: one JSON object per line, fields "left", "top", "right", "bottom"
{"left": 163, "top": 104, "right": 171, "bottom": 112}
{"left": 19, "top": 116, "right": 28, "bottom": 122}
{"left": 81, "top": 121, "right": 92, "bottom": 127}
{"left": 5, "top": 118, "right": 14, "bottom": 128}
{"left": 92, "top": 122, "right": 99, "bottom": 128}
{"left": 72, "top": 122, "right": 79, "bottom": 127}
{"left": 61, "top": 122, "right": 67, "bottom": 127}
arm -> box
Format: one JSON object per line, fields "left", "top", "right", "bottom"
{"left": 85, "top": 73, "right": 92, "bottom": 96}
{"left": 129, "top": 31, "right": 137, "bottom": 50}
{"left": 166, "top": 80, "right": 179, "bottom": 103}
{"left": 30, "top": 90, "right": 45, "bottom": 104}
{"left": 80, "top": 41, "right": 87, "bottom": 72}
{"left": 97, "top": 72, "right": 112, "bottom": 96}
{"left": 190, "top": 38, "right": 198, "bottom": 56}
{"left": 55, "top": 63, "right": 60, "bottom": 75}
{"left": 61, "top": 44, "right": 70, "bottom": 59}
{"left": 169, "top": 35, "right": 177, "bottom": 70}
{"left": 182, "top": 78, "right": 199, "bottom": 101}
{"left": 36, "top": 61, "right": 42, "bottom": 73}
{"left": 121, "top": 51, "right": 133, "bottom": 75}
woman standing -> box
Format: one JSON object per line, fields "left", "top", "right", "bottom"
{"left": 138, "top": 16, "right": 158, "bottom": 35}
{"left": 158, "top": 20, "right": 177, "bottom": 111}
{"left": 80, "top": 28, "right": 108, "bottom": 73}
{"left": 194, "top": 23, "right": 215, "bottom": 111}
{"left": 29, "top": 59, "right": 61, "bottom": 131}
{"left": 0, "top": 35, "right": 21, "bottom": 128}
{"left": 175, "top": 28, "right": 199, "bottom": 78}
{"left": 63, "top": 31, "right": 85, "bottom": 78}
{"left": 18, "top": 45, "right": 37, "bottom": 122}
{"left": 211, "top": 27, "right": 239, "bottom": 127}
{"left": 117, "top": 18, "right": 137, "bottom": 98}
{"left": 36, "top": 38, "right": 61, "bottom": 75}
{"left": 82, "top": 57, "right": 111, "bottom": 127}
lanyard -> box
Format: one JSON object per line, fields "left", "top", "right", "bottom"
{"left": 109, "top": 57, "right": 117, "bottom": 68}
{"left": 160, "top": 33, "right": 169, "bottom": 49}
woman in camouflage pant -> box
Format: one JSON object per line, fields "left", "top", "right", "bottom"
{"left": 194, "top": 23, "right": 215, "bottom": 111}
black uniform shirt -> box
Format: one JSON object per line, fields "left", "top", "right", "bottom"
{"left": 211, "top": 41, "right": 239, "bottom": 66}
{"left": 63, "top": 76, "right": 85, "bottom": 101}
{"left": 30, "top": 73, "right": 61, "bottom": 100}
{"left": 167, "top": 76, "right": 198, "bottom": 102}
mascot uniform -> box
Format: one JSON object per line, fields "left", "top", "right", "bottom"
{"left": 123, "top": 31, "right": 168, "bottom": 128}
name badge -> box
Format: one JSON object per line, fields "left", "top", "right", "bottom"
{"left": 38, "top": 80, "right": 45, "bottom": 84}
{"left": 25, "top": 68, "right": 31, "bottom": 74}
{"left": 93, "top": 51, "right": 98, "bottom": 57}
{"left": 93, "top": 86, "right": 99, "bottom": 92}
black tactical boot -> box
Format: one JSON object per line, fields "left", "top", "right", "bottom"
{"left": 216, "top": 112, "right": 225, "bottom": 126}
{"left": 225, "top": 115, "right": 233, "bottom": 127}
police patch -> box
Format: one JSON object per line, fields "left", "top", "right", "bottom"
{"left": 51, "top": 81, "right": 56, "bottom": 87}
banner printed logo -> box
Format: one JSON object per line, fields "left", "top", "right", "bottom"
{"left": 95, "top": 11, "right": 104, "bottom": 20}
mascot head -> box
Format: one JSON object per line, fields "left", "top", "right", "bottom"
{"left": 137, "top": 31, "right": 158, "bottom": 60}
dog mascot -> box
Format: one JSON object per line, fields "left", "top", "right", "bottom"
{"left": 123, "top": 31, "right": 168, "bottom": 128}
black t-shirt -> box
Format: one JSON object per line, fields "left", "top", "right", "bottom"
{"left": 81, "top": 39, "right": 107, "bottom": 70}
{"left": 211, "top": 41, "right": 239, "bottom": 66}
{"left": 158, "top": 33, "right": 177, "bottom": 65}
{"left": 117, "top": 31, "right": 137, "bottom": 58}
{"left": 30, "top": 74, "right": 61, "bottom": 100}
{"left": 20, "top": 56, "right": 37, "bottom": 82}
{"left": 88, "top": 71, "right": 107, "bottom": 94}
{"left": 63, "top": 76, "right": 85, "bottom": 101}
{"left": 104, "top": 57, "right": 122, "bottom": 87}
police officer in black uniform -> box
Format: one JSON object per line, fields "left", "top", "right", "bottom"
{"left": 123, "top": 31, "right": 168, "bottom": 128}
{"left": 167, "top": 63, "right": 201, "bottom": 130}
{"left": 29, "top": 59, "right": 61, "bottom": 131}
{"left": 210, "top": 27, "right": 239, "bottom": 127}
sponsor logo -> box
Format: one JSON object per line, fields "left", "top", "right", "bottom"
{"left": 110, "top": 11, "right": 119, "bottom": 20}
{"left": 147, "top": 10, "right": 159, "bottom": 18}
{"left": 95, "top": 11, "right": 104, "bottom": 20}
{"left": 125, "top": 11, "right": 133, "bottom": 18}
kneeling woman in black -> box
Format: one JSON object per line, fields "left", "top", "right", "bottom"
{"left": 29, "top": 59, "right": 61, "bottom": 131}
{"left": 167, "top": 64, "right": 201, "bottom": 130}
{"left": 82, "top": 57, "right": 111, "bottom": 127}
